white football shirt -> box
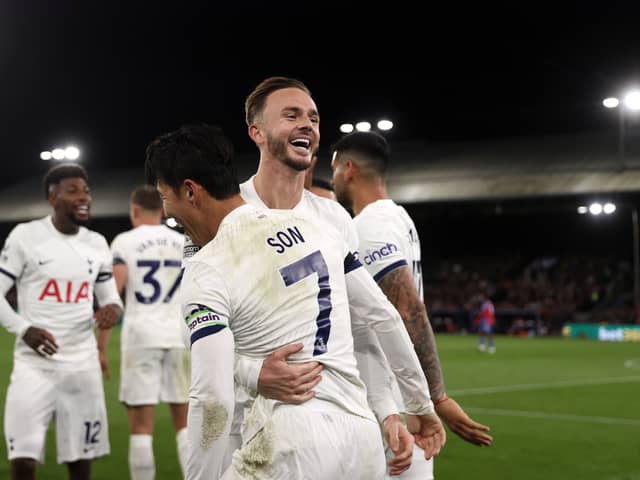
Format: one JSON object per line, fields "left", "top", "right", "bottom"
{"left": 240, "top": 175, "right": 359, "bottom": 253}
{"left": 183, "top": 204, "right": 373, "bottom": 422}
{"left": 355, "top": 199, "right": 424, "bottom": 413}
{"left": 355, "top": 199, "right": 423, "bottom": 298}
{"left": 110, "top": 224, "right": 185, "bottom": 350}
{"left": 0, "top": 216, "right": 121, "bottom": 370}
{"left": 238, "top": 177, "right": 433, "bottom": 421}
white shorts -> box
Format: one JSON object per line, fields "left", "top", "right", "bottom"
{"left": 119, "top": 347, "right": 190, "bottom": 405}
{"left": 385, "top": 444, "right": 434, "bottom": 480}
{"left": 4, "top": 361, "right": 110, "bottom": 464}
{"left": 224, "top": 405, "right": 386, "bottom": 480}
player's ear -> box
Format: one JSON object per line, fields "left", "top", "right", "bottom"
{"left": 183, "top": 179, "right": 197, "bottom": 204}
{"left": 47, "top": 185, "right": 58, "bottom": 207}
{"left": 344, "top": 159, "right": 357, "bottom": 180}
{"left": 248, "top": 123, "right": 264, "bottom": 145}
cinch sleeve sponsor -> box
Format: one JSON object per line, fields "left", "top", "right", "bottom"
{"left": 184, "top": 303, "right": 228, "bottom": 347}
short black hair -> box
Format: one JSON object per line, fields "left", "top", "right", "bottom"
{"left": 131, "top": 185, "right": 163, "bottom": 211}
{"left": 331, "top": 131, "right": 390, "bottom": 177}
{"left": 312, "top": 177, "right": 333, "bottom": 191}
{"left": 144, "top": 124, "right": 240, "bottom": 200}
{"left": 43, "top": 163, "right": 89, "bottom": 199}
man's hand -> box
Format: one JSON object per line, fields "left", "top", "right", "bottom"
{"left": 99, "top": 348, "right": 111, "bottom": 379}
{"left": 435, "top": 396, "right": 492, "bottom": 446}
{"left": 406, "top": 412, "right": 446, "bottom": 460}
{"left": 383, "top": 414, "right": 414, "bottom": 476}
{"left": 95, "top": 304, "right": 121, "bottom": 329}
{"left": 22, "top": 326, "right": 58, "bottom": 357}
{"left": 257, "top": 343, "right": 323, "bottom": 404}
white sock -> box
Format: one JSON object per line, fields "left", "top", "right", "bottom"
{"left": 129, "top": 434, "right": 155, "bottom": 480}
{"left": 176, "top": 427, "right": 188, "bottom": 478}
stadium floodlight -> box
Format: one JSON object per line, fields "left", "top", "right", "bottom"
{"left": 577, "top": 206, "right": 588, "bottom": 214}
{"left": 340, "top": 123, "right": 354, "bottom": 133}
{"left": 51, "top": 148, "right": 65, "bottom": 160}
{"left": 604, "top": 88, "right": 640, "bottom": 168}
{"left": 40, "top": 151, "right": 52, "bottom": 160}
{"left": 624, "top": 90, "right": 640, "bottom": 111}
{"left": 355, "top": 121, "right": 371, "bottom": 132}
{"left": 603, "top": 202, "right": 616, "bottom": 214}
{"left": 377, "top": 119, "right": 394, "bottom": 131}
{"left": 166, "top": 217, "right": 178, "bottom": 228}
{"left": 64, "top": 146, "right": 80, "bottom": 160}
{"left": 603, "top": 97, "right": 620, "bottom": 109}
{"left": 589, "top": 202, "right": 603, "bottom": 215}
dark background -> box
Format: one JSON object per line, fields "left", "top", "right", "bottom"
{"left": 3, "top": 1, "right": 640, "bottom": 184}
{"left": 2, "top": 1, "right": 640, "bottom": 280}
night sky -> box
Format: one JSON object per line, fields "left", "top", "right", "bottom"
{"left": 2, "top": 1, "right": 640, "bottom": 185}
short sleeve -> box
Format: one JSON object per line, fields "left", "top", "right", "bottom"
{"left": 356, "top": 216, "right": 408, "bottom": 282}
{"left": 0, "top": 225, "right": 27, "bottom": 282}
{"left": 95, "top": 234, "right": 115, "bottom": 283}
{"left": 110, "top": 233, "right": 127, "bottom": 266}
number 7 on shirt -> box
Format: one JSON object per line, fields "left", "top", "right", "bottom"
{"left": 279, "top": 250, "right": 332, "bottom": 356}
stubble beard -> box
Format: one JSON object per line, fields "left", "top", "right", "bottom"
{"left": 334, "top": 185, "right": 352, "bottom": 210}
{"left": 68, "top": 211, "right": 90, "bottom": 227}
{"left": 266, "top": 133, "right": 311, "bottom": 172}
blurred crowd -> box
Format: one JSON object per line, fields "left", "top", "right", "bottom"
{"left": 424, "top": 253, "right": 637, "bottom": 334}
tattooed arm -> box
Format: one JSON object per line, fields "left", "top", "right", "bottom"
{"left": 377, "top": 266, "right": 445, "bottom": 401}
{"left": 377, "top": 266, "right": 493, "bottom": 446}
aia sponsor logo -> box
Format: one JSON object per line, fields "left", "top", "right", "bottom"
{"left": 38, "top": 280, "right": 90, "bottom": 303}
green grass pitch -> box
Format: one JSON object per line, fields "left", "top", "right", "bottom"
{"left": 0, "top": 329, "right": 638, "bottom": 479}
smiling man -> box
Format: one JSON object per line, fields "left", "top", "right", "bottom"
{"left": 144, "top": 123, "right": 389, "bottom": 479}
{"left": 0, "top": 163, "right": 122, "bottom": 480}
{"left": 233, "top": 77, "right": 445, "bottom": 474}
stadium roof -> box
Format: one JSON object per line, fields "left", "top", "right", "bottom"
{"left": 1, "top": 131, "right": 638, "bottom": 222}
{"left": 2, "top": 2, "right": 640, "bottom": 219}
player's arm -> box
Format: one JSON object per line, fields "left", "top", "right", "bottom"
{"left": 351, "top": 317, "right": 415, "bottom": 474}
{"left": 186, "top": 306, "right": 235, "bottom": 480}
{"left": 377, "top": 265, "right": 446, "bottom": 402}
{"left": 346, "top": 263, "right": 433, "bottom": 413}
{"left": 96, "top": 254, "right": 127, "bottom": 378}
{"left": 182, "top": 260, "right": 236, "bottom": 479}
{"left": 0, "top": 272, "right": 59, "bottom": 355}
{"left": 93, "top": 253, "right": 123, "bottom": 330}
{"left": 235, "top": 346, "right": 323, "bottom": 404}
{"left": 0, "top": 227, "right": 58, "bottom": 355}
{"left": 345, "top": 263, "right": 447, "bottom": 459}
{"left": 0, "top": 273, "right": 27, "bottom": 337}
{"left": 376, "top": 265, "right": 491, "bottom": 446}
{"left": 351, "top": 320, "right": 398, "bottom": 424}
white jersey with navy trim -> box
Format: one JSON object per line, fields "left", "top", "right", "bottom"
{"left": 240, "top": 175, "right": 359, "bottom": 253}
{"left": 111, "top": 224, "right": 185, "bottom": 350}
{"left": 0, "top": 216, "right": 121, "bottom": 369}
{"left": 183, "top": 204, "right": 372, "bottom": 420}
{"left": 354, "top": 199, "right": 425, "bottom": 417}
{"left": 355, "top": 199, "right": 423, "bottom": 299}
{"left": 238, "top": 177, "right": 433, "bottom": 422}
